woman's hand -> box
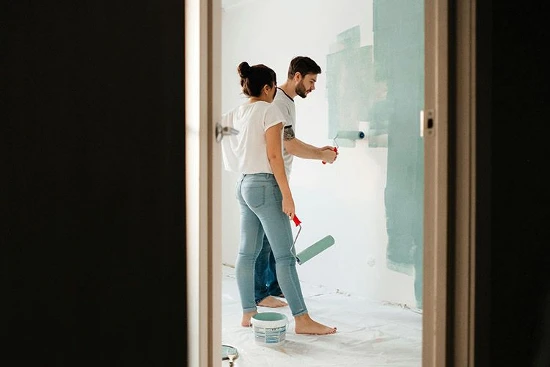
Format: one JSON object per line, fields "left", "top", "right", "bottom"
{"left": 282, "top": 194, "right": 295, "bottom": 220}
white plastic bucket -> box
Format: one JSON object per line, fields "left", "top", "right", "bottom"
{"left": 251, "top": 312, "right": 288, "bottom": 346}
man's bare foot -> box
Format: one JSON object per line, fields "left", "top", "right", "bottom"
{"left": 257, "top": 296, "right": 287, "bottom": 308}
{"left": 294, "top": 313, "right": 337, "bottom": 335}
{"left": 241, "top": 311, "right": 257, "bottom": 327}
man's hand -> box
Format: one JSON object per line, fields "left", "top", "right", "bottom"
{"left": 320, "top": 146, "right": 338, "bottom": 164}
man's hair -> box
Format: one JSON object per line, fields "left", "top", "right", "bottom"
{"left": 287, "top": 56, "right": 322, "bottom": 79}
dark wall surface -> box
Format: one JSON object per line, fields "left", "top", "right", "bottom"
{"left": 479, "top": 2, "right": 550, "bottom": 366}
{"left": 3, "top": 2, "right": 187, "bottom": 366}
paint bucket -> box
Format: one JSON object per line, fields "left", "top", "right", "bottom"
{"left": 251, "top": 312, "right": 288, "bottom": 346}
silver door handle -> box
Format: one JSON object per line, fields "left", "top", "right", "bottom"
{"left": 215, "top": 122, "right": 239, "bottom": 143}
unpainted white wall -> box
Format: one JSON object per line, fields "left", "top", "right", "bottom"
{"left": 221, "top": 0, "right": 416, "bottom": 306}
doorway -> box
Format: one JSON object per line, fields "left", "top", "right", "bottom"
{"left": 219, "top": 0, "right": 423, "bottom": 365}
{"left": 185, "top": 0, "right": 473, "bottom": 366}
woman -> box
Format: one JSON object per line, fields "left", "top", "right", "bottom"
{"left": 221, "top": 61, "right": 336, "bottom": 335}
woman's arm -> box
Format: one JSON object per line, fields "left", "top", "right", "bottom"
{"left": 265, "top": 123, "right": 295, "bottom": 219}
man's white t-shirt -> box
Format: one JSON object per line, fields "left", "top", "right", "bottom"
{"left": 273, "top": 88, "right": 296, "bottom": 176}
{"left": 221, "top": 101, "right": 287, "bottom": 174}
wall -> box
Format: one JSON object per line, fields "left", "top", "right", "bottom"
{"left": 5, "top": 1, "right": 188, "bottom": 364}
{"left": 486, "top": 3, "right": 550, "bottom": 365}
{"left": 221, "top": 0, "right": 423, "bottom": 308}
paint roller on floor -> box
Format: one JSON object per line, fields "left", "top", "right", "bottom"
{"left": 291, "top": 215, "right": 335, "bottom": 265}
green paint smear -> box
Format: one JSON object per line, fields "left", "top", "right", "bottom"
{"left": 326, "top": 0, "right": 424, "bottom": 308}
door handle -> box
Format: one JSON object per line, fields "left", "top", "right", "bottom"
{"left": 215, "top": 122, "right": 239, "bottom": 143}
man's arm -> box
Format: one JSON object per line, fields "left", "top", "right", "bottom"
{"left": 283, "top": 126, "right": 337, "bottom": 163}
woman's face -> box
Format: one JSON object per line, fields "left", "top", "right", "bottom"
{"left": 266, "top": 83, "right": 277, "bottom": 102}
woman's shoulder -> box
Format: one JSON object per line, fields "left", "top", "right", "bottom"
{"left": 248, "top": 101, "right": 273, "bottom": 114}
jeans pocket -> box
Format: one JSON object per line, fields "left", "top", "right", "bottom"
{"left": 243, "top": 186, "right": 265, "bottom": 208}
{"left": 272, "top": 182, "right": 282, "bottom": 202}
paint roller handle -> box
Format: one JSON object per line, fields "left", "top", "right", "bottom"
{"left": 322, "top": 146, "right": 338, "bottom": 164}
{"left": 292, "top": 215, "right": 302, "bottom": 226}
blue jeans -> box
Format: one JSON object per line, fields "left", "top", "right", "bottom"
{"left": 235, "top": 173, "right": 307, "bottom": 317}
{"left": 254, "top": 235, "right": 283, "bottom": 304}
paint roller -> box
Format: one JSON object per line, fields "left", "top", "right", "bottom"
{"left": 321, "top": 130, "right": 365, "bottom": 164}
{"left": 335, "top": 130, "right": 365, "bottom": 140}
{"left": 291, "top": 215, "right": 335, "bottom": 265}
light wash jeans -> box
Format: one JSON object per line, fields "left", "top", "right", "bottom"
{"left": 235, "top": 173, "right": 307, "bottom": 317}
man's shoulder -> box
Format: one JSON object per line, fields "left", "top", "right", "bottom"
{"left": 275, "top": 89, "right": 294, "bottom": 104}
{"left": 274, "top": 92, "right": 294, "bottom": 112}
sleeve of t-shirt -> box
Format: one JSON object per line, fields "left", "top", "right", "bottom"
{"left": 220, "top": 109, "right": 239, "bottom": 172}
{"left": 263, "top": 103, "right": 286, "bottom": 131}
{"left": 273, "top": 98, "right": 292, "bottom": 128}
{"left": 221, "top": 109, "right": 233, "bottom": 127}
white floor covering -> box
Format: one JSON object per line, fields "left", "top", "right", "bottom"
{"left": 221, "top": 265, "right": 422, "bottom": 367}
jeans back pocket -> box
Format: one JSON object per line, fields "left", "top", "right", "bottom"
{"left": 242, "top": 185, "right": 265, "bottom": 208}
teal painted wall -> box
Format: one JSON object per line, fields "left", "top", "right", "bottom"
{"left": 375, "top": 0, "right": 424, "bottom": 308}
{"left": 326, "top": 0, "right": 424, "bottom": 308}
{"left": 326, "top": 26, "right": 374, "bottom": 148}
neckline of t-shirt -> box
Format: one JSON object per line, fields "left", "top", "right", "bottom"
{"left": 245, "top": 99, "right": 268, "bottom": 105}
{"left": 277, "top": 87, "right": 294, "bottom": 103}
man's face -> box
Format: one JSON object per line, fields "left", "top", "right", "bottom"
{"left": 295, "top": 73, "right": 317, "bottom": 98}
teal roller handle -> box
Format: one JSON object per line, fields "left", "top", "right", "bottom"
{"left": 296, "top": 235, "right": 335, "bottom": 265}
{"left": 336, "top": 130, "right": 365, "bottom": 140}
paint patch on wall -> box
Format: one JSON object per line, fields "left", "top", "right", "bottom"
{"left": 374, "top": 0, "right": 424, "bottom": 308}
{"left": 325, "top": 0, "right": 424, "bottom": 308}
{"left": 326, "top": 26, "right": 374, "bottom": 148}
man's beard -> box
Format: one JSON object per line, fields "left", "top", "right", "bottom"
{"left": 295, "top": 81, "right": 308, "bottom": 98}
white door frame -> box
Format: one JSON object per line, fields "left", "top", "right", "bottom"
{"left": 185, "top": 0, "right": 476, "bottom": 366}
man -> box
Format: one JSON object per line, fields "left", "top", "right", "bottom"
{"left": 255, "top": 56, "right": 338, "bottom": 307}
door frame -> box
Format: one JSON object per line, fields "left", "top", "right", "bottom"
{"left": 185, "top": 0, "right": 477, "bottom": 365}
{"left": 423, "top": 0, "right": 477, "bottom": 365}
{"left": 422, "top": 0, "right": 450, "bottom": 364}
{"left": 185, "top": 0, "right": 222, "bottom": 365}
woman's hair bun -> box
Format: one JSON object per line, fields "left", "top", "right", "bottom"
{"left": 237, "top": 61, "right": 251, "bottom": 78}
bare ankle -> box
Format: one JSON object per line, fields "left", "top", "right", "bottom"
{"left": 241, "top": 311, "right": 257, "bottom": 327}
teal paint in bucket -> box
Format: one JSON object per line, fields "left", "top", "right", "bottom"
{"left": 251, "top": 312, "right": 288, "bottom": 346}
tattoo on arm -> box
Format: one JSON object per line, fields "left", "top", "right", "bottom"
{"left": 283, "top": 126, "right": 295, "bottom": 141}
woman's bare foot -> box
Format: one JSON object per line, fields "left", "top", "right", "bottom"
{"left": 241, "top": 311, "right": 257, "bottom": 327}
{"left": 294, "top": 313, "right": 337, "bottom": 335}
{"left": 257, "top": 296, "right": 287, "bottom": 308}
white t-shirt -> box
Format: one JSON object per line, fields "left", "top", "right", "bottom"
{"left": 273, "top": 88, "right": 296, "bottom": 176}
{"left": 221, "top": 101, "right": 287, "bottom": 174}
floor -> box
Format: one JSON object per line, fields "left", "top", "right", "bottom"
{"left": 221, "top": 265, "right": 422, "bottom": 367}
